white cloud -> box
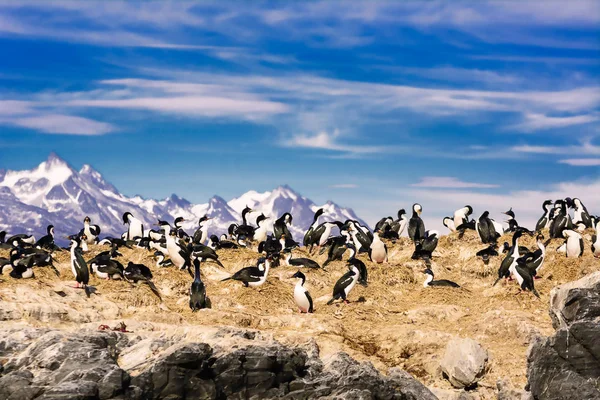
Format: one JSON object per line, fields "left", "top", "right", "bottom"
{"left": 9, "top": 114, "right": 113, "bottom": 135}
{"left": 559, "top": 159, "right": 600, "bottom": 166}
{"left": 329, "top": 184, "right": 359, "bottom": 189}
{"left": 0, "top": 100, "right": 114, "bottom": 135}
{"left": 512, "top": 141, "right": 600, "bottom": 156}
{"left": 511, "top": 113, "right": 599, "bottom": 132}
{"left": 282, "top": 129, "right": 390, "bottom": 155}
{"left": 68, "top": 96, "right": 288, "bottom": 119}
{"left": 411, "top": 176, "right": 500, "bottom": 189}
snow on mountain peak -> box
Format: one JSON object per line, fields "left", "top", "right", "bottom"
{"left": 0, "top": 152, "right": 74, "bottom": 206}
{"left": 0, "top": 154, "right": 369, "bottom": 241}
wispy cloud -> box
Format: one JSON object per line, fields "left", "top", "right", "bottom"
{"left": 329, "top": 183, "right": 359, "bottom": 189}
{"left": 9, "top": 114, "right": 113, "bottom": 135}
{"left": 510, "top": 112, "right": 599, "bottom": 132}
{"left": 0, "top": 100, "right": 114, "bottom": 135}
{"left": 282, "top": 129, "right": 389, "bottom": 156}
{"left": 411, "top": 176, "right": 499, "bottom": 189}
{"left": 512, "top": 141, "right": 600, "bottom": 155}
{"left": 470, "top": 55, "right": 599, "bottom": 65}
{"left": 559, "top": 158, "right": 600, "bottom": 166}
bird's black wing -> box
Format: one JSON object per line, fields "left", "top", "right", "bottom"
{"left": 306, "top": 290, "right": 314, "bottom": 313}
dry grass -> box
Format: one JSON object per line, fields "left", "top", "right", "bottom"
{"left": 1, "top": 228, "right": 598, "bottom": 397}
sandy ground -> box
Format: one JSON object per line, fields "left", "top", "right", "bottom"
{"left": 1, "top": 228, "right": 598, "bottom": 398}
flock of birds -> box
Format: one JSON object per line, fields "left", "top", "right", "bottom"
{"left": 0, "top": 197, "right": 598, "bottom": 312}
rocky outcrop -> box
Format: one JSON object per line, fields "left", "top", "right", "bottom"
{"left": 440, "top": 338, "right": 489, "bottom": 389}
{"left": 0, "top": 326, "right": 436, "bottom": 400}
{"left": 526, "top": 272, "right": 600, "bottom": 400}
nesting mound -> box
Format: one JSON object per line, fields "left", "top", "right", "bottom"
{"left": 1, "top": 228, "right": 598, "bottom": 399}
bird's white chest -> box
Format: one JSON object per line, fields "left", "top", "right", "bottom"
{"left": 319, "top": 226, "right": 333, "bottom": 245}
{"left": 566, "top": 237, "right": 580, "bottom": 258}
{"left": 83, "top": 225, "right": 95, "bottom": 242}
{"left": 345, "top": 270, "right": 359, "bottom": 294}
{"left": 423, "top": 274, "right": 433, "bottom": 287}
{"left": 294, "top": 283, "right": 310, "bottom": 312}
{"left": 514, "top": 268, "right": 524, "bottom": 286}
{"left": 129, "top": 220, "right": 143, "bottom": 238}
{"left": 22, "top": 267, "right": 34, "bottom": 279}
{"left": 167, "top": 240, "right": 185, "bottom": 267}
{"left": 370, "top": 241, "right": 386, "bottom": 263}
{"left": 255, "top": 225, "right": 267, "bottom": 242}
{"left": 249, "top": 265, "right": 269, "bottom": 287}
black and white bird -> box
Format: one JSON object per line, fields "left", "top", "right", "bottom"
{"left": 494, "top": 230, "right": 526, "bottom": 286}
{"left": 347, "top": 244, "right": 368, "bottom": 287}
{"left": 153, "top": 251, "right": 173, "bottom": 268}
{"left": 166, "top": 229, "right": 192, "bottom": 273}
{"left": 476, "top": 244, "right": 499, "bottom": 265}
{"left": 35, "top": 225, "right": 59, "bottom": 251}
{"left": 571, "top": 198, "right": 592, "bottom": 230}
{"left": 412, "top": 230, "right": 439, "bottom": 261}
{"left": 173, "top": 217, "right": 190, "bottom": 242}
{"left": 68, "top": 235, "right": 90, "bottom": 296}
{"left": 254, "top": 214, "right": 270, "bottom": 244}
{"left": 561, "top": 230, "right": 584, "bottom": 258}
{"left": 5, "top": 233, "right": 36, "bottom": 246}
{"left": 322, "top": 235, "right": 349, "bottom": 267}
{"left": 502, "top": 208, "right": 521, "bottom": 233}
{"left": 7, "top": 249, "right": 35, "bottom": 279}
{"left": 374, "top": 216, "right": 393, "bottom": 233}
{"left": 189, "top": 257, "right": 209, "bottom": 311}
{"left": 208, "top": 235, "right": 239, "bottom": 250}
{"left": 309, "top": 221, "right": 343, "bottom": 251}
{"left": 535, "top": 200, "right": 553, "bottom": 232}
{"left": 476, "top": 211, "right": 501, "bottom": 244}
{"left": 237, "top": 206, "right": 257, "bottom": 240}
{"left": 443, "top": 217, "right": 456, "bottom": 233}
{"left": 408, "top": 203, "right": 425, "bottom": 242}
{"left": 274, "top": 213, "right": 297, "bottom": 248}
{"left": 192, "top": 215, "right": 211, "bottom": 245}
{"left": 368, "top": 231, "right": 388, "bottom": 264}
{"left": 592, "top": 218, "right": 600, "bottom": 258}
{"left": 282, "top": 248, "right": 321, "bottom": 269}
{"left": 549, "top": 200, "right": 571, "bottom": 239}
{"left": 513, "top": 257, "right": 540, "bottom": 298}
{"left": 453, "top": 206, "right": 473, "bottom": 231}
{"left": 124, "top": 262, "right": 162, "bottom": 300}
{"left": 81, "top": 216, "right": 101, "bottom": 244}
{"left": 346, "top": 220, "right": 372, "bottom": 252}
{"left": 123, "top": 212, "right": 144, "bottom": 241}
{"left": 422, "top": 268, "right": 460, "bottom": 288}
{"left": 221, "top": 255, "right": 273, "bottom": 287}
{"left": 391, "top": 209, "right": 409, "bottom": 237}
{"left": 517, "top": 233, "right": 549, "bottom": 278}
{"left": 292, "top": 270, "right": 313, "bottom": 313}
{"left": 90, "top": 257, "right": 124, "bottom": 281}
{"left": 303, "top": 208, "right": 324, "bottom": 248}
{"left": 327, "top": 263, "right": 360, "bottom": 305}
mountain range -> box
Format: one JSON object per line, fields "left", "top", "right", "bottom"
{"left": 0, "top": 153, "right": 368, "bottom": 242}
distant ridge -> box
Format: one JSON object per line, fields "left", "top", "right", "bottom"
{"left": 0, "top": 154, "right": 368, "bottom": 241}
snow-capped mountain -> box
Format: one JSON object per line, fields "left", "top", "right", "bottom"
{"left": 0, "top": 154, "right": 368, "bottom": 243}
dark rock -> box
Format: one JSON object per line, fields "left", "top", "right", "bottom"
{"left": 526, "top": 272, "right": 600, "bottom": 400}
{"left": 0, "top": 327, "right": 435, "bottom": 400}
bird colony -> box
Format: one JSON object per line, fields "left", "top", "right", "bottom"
{"left": 2, "top": 197, "right": 598, "bottom": 310}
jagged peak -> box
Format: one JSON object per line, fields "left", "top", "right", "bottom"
{"left": 210, "top": 195, "right": 228, "bottom": 204}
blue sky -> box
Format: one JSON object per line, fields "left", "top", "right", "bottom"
{"left": 0, "top": 1, "right": 599, "bottom": 226}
